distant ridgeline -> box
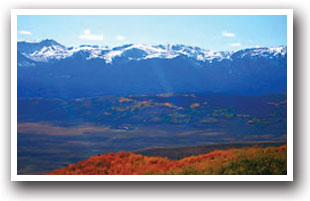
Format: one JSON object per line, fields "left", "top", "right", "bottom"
{"left": 18, "top": 39, "right": 287, "bottom": 99}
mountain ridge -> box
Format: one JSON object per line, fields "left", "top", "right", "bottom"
{"left": 17, "top": 39, "right": 287, "bottom": 65}
{"left": 17, "top": 39, "right": 287, "bottom": 98}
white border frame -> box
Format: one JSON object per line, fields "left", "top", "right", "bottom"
{"left": 11, "top": 9, "right": 293, "bottom": 181}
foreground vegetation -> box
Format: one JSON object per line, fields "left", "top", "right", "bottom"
{"left": 48, "top": 144, "right": 286, "bottom": 175}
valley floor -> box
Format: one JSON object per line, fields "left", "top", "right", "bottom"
{"left": 17, "top": 93, "right": 287, "bottom": 174}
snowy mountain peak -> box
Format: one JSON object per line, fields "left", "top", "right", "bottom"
{"left": 18, "top": 39, "right": 69, "bottom": 62}
{"left": 232, "top": 46, "right": 287, "bottom": 59}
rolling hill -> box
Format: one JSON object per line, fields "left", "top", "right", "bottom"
{"left": 48, "top": 144, "right": 287, "bottom": 175}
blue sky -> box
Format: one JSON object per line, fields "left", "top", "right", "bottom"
{"left": 17, "top": 15, "right": 287, "bottom": 51}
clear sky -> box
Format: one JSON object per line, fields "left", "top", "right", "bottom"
{"left": 17, "top": 15, "right": 287, "bottom": 51}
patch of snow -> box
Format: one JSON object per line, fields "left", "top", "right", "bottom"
{"left": 103, "top": 50, "right": 123, "bottom": 63}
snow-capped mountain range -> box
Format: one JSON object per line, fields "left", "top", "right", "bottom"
{"left": 18, "top": 39, "right": 287, "bottom": 66}
{"left": 17, "top": 39, "right": 287, "bottom": 98}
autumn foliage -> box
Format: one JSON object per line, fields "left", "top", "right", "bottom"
{"left": 48, "top": 145, "right": 287, "bottom": 175}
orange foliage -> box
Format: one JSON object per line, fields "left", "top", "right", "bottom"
{"left": 119, "top": 97, "right": 133, "bottom": 103}
{"left": 135, "top": 100, "right": 151, "bottom": 108}
{"left": 156, "top": 93, "right": 174, "bottom": 98}
{"left": 48, "top": 145, "right": 287, "bottom": 175}
{"left": 155, "top": 102, "right": 177, "bottom": 108}
{"left": 190, "top": 103, "right": 200, "bottom": 109}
